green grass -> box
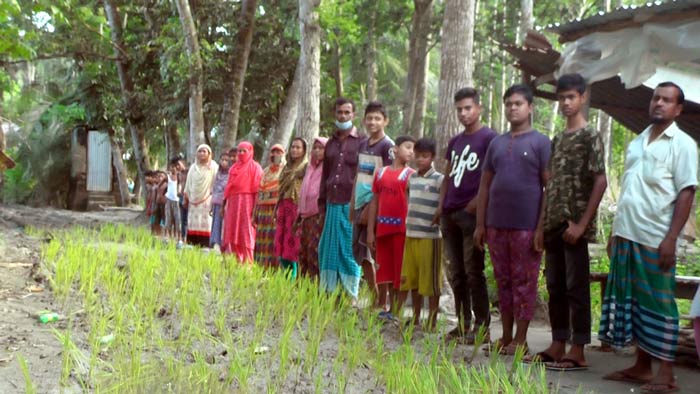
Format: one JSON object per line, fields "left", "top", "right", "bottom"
{"left": 29, "top": 224, "right": 559, "bottom": 393}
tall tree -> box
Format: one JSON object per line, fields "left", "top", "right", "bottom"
{"left": 264, "top": 59, "right": 301, "bottom": 165}
{"left": 519, "top": 0, "right": 533, "bottom": 45}
{"left": 103, "top": 0, "right": 151, "bottom": 195}
{"left": 435, "top": 0, "right": 475, "bottom": 159}
{"left": 402, "top": 0, "right": 434, "bottom": 138}
{"left": 297, "top": 0, "right": 321, "bottom": 143}
{"left": 364, "top": 3, "right": 378, "bottom": 102}
{"left": 174, "top": 0, "right": 206, "bottom": 159}
{"left": 220, "top": 0, "right": 258, "bottom": 150}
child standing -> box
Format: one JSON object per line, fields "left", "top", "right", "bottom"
{"left": 475, "top": 84, "right": 551, "bottom": 355}
{"left": 297, "top": 137, "right": 328, "bottom": 278}
{"left": 275, "top": 138, "right": 308, "bottom": 279}
{"left": 155, "top": 171, "right": 168, "bottom": 236}
{"left": 351, "top": 101, "right": 394, "bottom": 305}
{"left": 164, "top": 162, "right": 182, "bottom": 244}
{"left": 210, "top": 152, "right": 230, "bottom": 250}
{"left": 367, "top": 136, "right": 416, "bottom": 319}
{"left": 398, "top": 138, "right": 444, "bottom": 330}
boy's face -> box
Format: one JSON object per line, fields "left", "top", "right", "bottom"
{"left": 363, "top": 111, "right": 388, "bottom": 136}
{"left": 455, "top": 97, "right": 481, "bottom": 128}
{"left": 505, "top": 93, "right": 532, "bottom": 126}
{"left": 395, "top": 141, "right": 414, "bottom": 163}
{"left": 414, "top": 150, "right": 433, "bottom": 172}
{"left": 228, "top": 149, "right": 238, "bottom": 163}
{"left": 557, "top": 89, "right": 585, "bottom": 118}
{"left": 159, "top": 173, "right": 167, "bottom": 183}
{"left": 177, "top": 160, "right": 186, "bottom": 172}
{"left": 219, "top": 155, "right": 230, "bottom": 170}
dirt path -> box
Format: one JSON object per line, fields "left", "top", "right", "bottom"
{"left": 0, "top": 204, "right": 142, "bottom": 394}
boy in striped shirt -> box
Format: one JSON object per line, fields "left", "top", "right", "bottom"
{"left": 397, "top": 138, "right": 445, "bottom": 329}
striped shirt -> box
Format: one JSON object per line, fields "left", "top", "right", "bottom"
{"left": 406, "top": 167, "right": 444, "bottom": 239}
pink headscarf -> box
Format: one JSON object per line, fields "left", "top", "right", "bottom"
{"left": 298, "top": 137, "right": 328, "bottom": 217}
{"left": 225, "top": 141, "right": 263, "bottom": 197}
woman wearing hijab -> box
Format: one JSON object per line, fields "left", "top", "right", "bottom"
{"left": 183, "top": 144, "right": 219, "bottom": 247}
{"left": 296, "top": 137, "right": 328, "bottom": 278}
{"left": 222, "top": 142, "right": 263, "bottom": 263}
{"left": 254, "top": 144, "right": 286, "bottom": 268}
{"left": 274, "top": 138, "right": 308, "bottom": 279}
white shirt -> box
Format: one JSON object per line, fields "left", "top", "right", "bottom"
{"left": 613, "top": 122, "right": 698, "bottom": 248}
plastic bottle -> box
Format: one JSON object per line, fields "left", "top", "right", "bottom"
{"left": 38, "top": 312, "right": 60, "bottom": 324}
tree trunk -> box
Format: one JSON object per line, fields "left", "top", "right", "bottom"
{"left": 103, "top": 0, "right": 151, "bottom": 199}
{"left": 402, "top": 0, "right": 434, "bottom": 139}
{"left": 435, "top": 0, "right": 475, "bottom": 160}
{"left": 174, "top": 0, "right": 206, "bottom": 159}
{"left": 264, "top": 61, "right": 301, "bottom": 166}
{"left": 110, "top": 132, "right": 130, "bottom": 207}
{"left": 220, "top": 0, "right": 258, "bottom": 150}
{"left": 519, "top": 0, "right": 533, "bottom": 45}
{"left": 332, "top": 39, "right": 344, "bottom": 97}
{"left": 365, "top": 8, "right": 378, "bottom": 102}
{"left": 296, "top": 0, "right": 322, "bottom": 143}
{"left": 165, "top": 122, "right": 182, "bottom": 159}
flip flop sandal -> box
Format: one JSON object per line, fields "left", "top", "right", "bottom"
{"left": 641, "top": 382, "right": 679, "bottom": 394}
{"left": 544, "top": 358, "right": 588, "bottom": 371}
{"left": 602, "top": 371, "right": 652, "bottom": 385}
{"left": 523, "top": 351, "right": 558, "bottom": 364}
{"left": 498, "top": 342, "right": 528, "bottom": 356}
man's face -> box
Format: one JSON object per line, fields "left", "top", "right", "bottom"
{"left": 505, "top": 93, "right": 532, "bottom": 126}
{"left": 363, "top": 111, "right": 388, "bottom": 136}
{"left": 649, "top": 86, "right": 683, "bottom": 124}
{"left": 557, "top": 89, "right": 585, "bottom": 118}
{"left": 455, "top": 97, "right": 481, "bottom": 128}
{"left": 335, "top": 103, "right": 355, "bottom": 123}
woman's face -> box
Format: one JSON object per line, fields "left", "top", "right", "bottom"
{"left": 312, "top": 141, "right": 325, "bottom": 162}
{"left": 270, "top": 149, "right": 284, "bottom": 165}
{"left": 196, "top": 147, "right": 210, "bottom": 163}
{"left": 289, "top": 140, "right": 304, "bottom": 161}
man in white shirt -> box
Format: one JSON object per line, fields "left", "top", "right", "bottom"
{"left": 599, "top": 82, "right": 697, "bottom": 394}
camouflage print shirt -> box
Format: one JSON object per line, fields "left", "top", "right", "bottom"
{"left": 544, "top": 126, "right": 606, "bottom": 240}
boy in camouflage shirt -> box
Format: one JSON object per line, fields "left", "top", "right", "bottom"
{"left": 530, "top": 73, "right": 607, "bottom": 371}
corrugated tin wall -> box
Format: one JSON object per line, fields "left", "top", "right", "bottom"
{"left": 86, "top": 131, "right": 112, "bottom": 192}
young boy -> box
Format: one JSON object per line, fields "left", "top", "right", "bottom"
{"left": 164, "top": 162, "right": 182, "bottom": 244}
{"left": 398, "top": 138, "right": 444, "bottom": 330}
{"left": 529, "top": 73, "right": 607, "bottom": 370}
{"left": 367, "top": 135, "right": 415, "bottom": 319}
{"left": 351, "top": 101, "right": 394, "bottom": 306}
{"left": 155, "top": 171, "right": 168, "bottom": 236}
{"left": 210, "top": 152, "right": 230, "bottom": 250}
{"left": 474, "top": 84, "right": 551, "bottom": 355}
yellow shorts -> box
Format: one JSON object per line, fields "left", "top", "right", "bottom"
{"left": 400, "top": 237, "right": 442, "bottom": 296}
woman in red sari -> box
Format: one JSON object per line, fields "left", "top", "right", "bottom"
{"left": 222, "top": 142, "right": 263, "bottom": 263}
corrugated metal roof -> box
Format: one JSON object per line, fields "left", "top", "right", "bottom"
{"left": 503, "top": 44, "right": 700, "bottom": 140}
{"left": 544, "top": 0, "right": 700, "bottom": 42}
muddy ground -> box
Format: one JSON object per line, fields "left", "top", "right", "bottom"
{"left": 0, "top": 203, "right": 697, "bottom": 393}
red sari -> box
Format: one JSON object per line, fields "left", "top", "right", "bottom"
{"left": 222, "top": 142, "right": 263, "bottom": 263}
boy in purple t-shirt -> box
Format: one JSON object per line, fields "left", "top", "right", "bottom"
{"left": 436, "top": 87, "right": 496, "bottom": 343}
{"left": 475, "top": 84, "right": 551, "bottom": 355}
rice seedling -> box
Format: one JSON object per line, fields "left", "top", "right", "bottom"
{"left": 35, "top": 224, "right": 561, "bottom": 393}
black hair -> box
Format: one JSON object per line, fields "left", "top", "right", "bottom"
{"left": 364, "top": 101, "right": 388, "bottom": 119}
{"left": 219, "top": 152, "right": 230, "bottom": 159}
{"left": 454, "top": 87, "right": 480, "bottom": 104}
{"left": 394, "top": 135, "right": 416, "bottom": 148}
{"left": 503, "top": 84, "right": 534, "bottom": 104}
{"left": 334, "top": 97, "right": 355, "bottom": 112}
{"left": 556, "top": 73, "right": 586, "bottom": 95}
{"left": 144, "top": 170, "right": 154, "bottom": 177}
{"left": 286, "top": 137, "right": 308, "bottom": 163}
{"left": 414, "top": 137, "right": 436, "bottom": 156}
{"left": 656, "top": 81, "right": 685, "bottom": 105}
{"left": 169, "top": 156, "right": 183, "bottom": 166}
{"left": 228, "top": 147, "right": 238, "bottom": 155}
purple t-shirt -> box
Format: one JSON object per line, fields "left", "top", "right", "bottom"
{"left": 443, "top": 127, "right": 497, "bottom": 213}
{"left": 484, "top": 130, "right": 551, "bottom": 230}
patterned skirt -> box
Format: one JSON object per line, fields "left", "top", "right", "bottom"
{"left": 254, "top": 203, "right": 278, "bottom": 267}
{"left": 298, "top": 213, "right": 323, "bottom": 278}
{"left": 598, "top": 236, "right": 679, "bottom": 361}
{"left": 187, "top": 196, "right": 213, "bottom": 247}
{"left": 274, "top": 199, "right": 301, "bottom": 262}
{"left": 318, "top": 203, "right": 361, "bottom": 298}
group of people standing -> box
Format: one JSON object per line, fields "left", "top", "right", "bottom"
{"left": 144, "top": 72, "right": 699, "bottom": 394}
